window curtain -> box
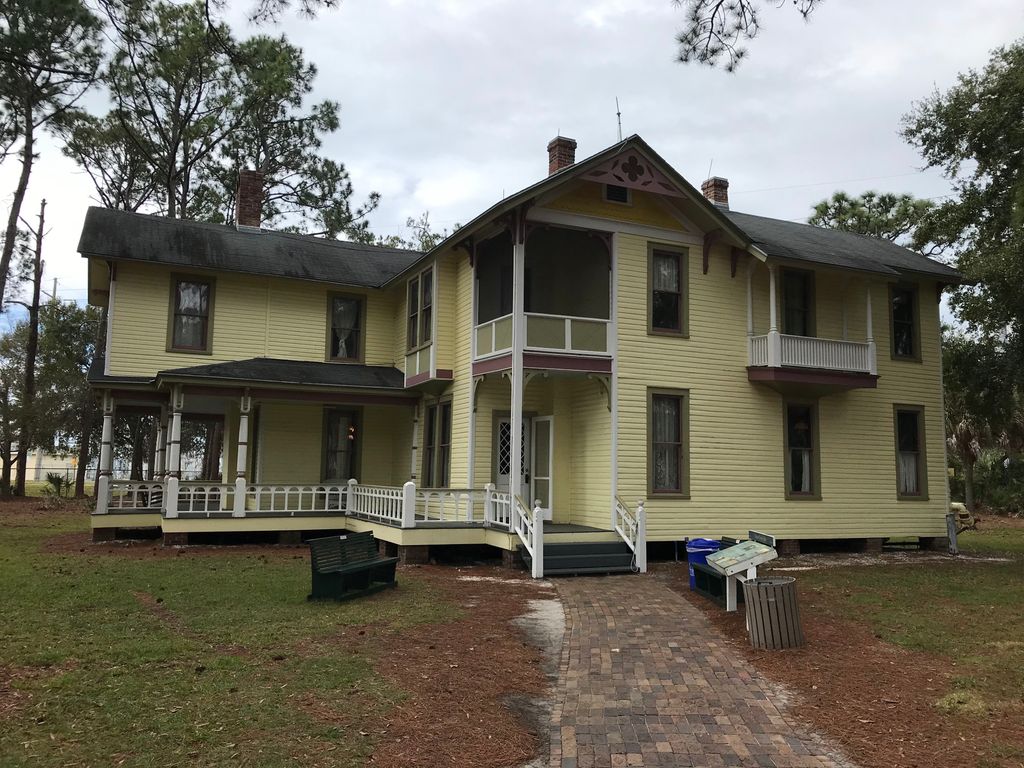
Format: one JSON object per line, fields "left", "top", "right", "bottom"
{"left": 898, "top": 452, "right": 919, "bottom": 495}
{"left": 790, "top": 449, "right": 811, "bottom": 493}
{"left": 653, "top": 396, "right": 680, "bottom": 490}
{"left": 332, "top": 299, "right": 359, "bottom": 358}
{"left": 653, "top": 255, "right": 678, "bottom": 292}
{"left": 174, "top": 282, "right": 208, "bottom": 348}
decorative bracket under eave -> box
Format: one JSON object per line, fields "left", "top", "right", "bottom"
{"left": 587, "top": 373, "right": 612, "bottom": 411}
{"left": 703, "top": 229, "right": 723, "bottom": 275}
{"left": 472, "top": 375, "right": 484, "bottom": 412}
{"left": 523, "top": 370, "right": 548, "bottom": 390}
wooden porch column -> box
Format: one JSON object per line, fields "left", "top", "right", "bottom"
{"left": 154, "top": 406, "right": 167, "bottom": 478}
{"left": 767, "top": 264, "right": 782, "bottom": 367}
{"left": 164, "top": 387, "right": 184, "bottom": 519}
{"left": 866, "top": 281, "right": 877, "bottom": 375}
{"left": 509, "top": 214, "right": 526, "bottom": 504}
{"left": 95, "top": 391, "right": 114, "bottom": 514}
{"left": 232, "top": 392, "right": 252, "bottom": 517}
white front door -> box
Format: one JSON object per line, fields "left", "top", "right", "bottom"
{"left": 530, "top": 416, "right": 554, "bottom": 521}
{"left": 496, "top": 416, "right": 530, "bottom": 496}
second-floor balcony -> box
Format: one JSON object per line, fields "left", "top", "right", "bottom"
{"left": 475, "top": 312, "right": 612, "bottom": 359}
{"left": 749, "top": 333, "right": 874, "bottom": 374}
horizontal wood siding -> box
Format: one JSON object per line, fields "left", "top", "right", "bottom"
{"left": 258, "top": 404, "right": 323, "bottom": 484}
{"left": 568, "top": 379, "right": 611, "bottom": 529}
{"left": 616, "top": 232, "right": 948, "bottom": 540}
{"left": 107, "top": 263, "right": 400, "bottom": 377}
{"left": 545, "top": 183, "right": 686, "bottom": 231}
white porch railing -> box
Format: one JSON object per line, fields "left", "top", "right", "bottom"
{"left": 346, "top": 480, "right": 412, "bottom": 527}
{"left": 416, "top": 487, "right": 490, "bottom": 523}
{"left": 613, "top": 496, "right": 647, "bottom": 573}
{"left": 524, "top": 312, "right": 611, "bottom": 356}
{"left": 486, "top": 485, "right": 512, "bottom": 529}
{"left": 748, "top": 332, "right": 875, "bottom": 374}
{"left": 175, "top": 483, "right": 236, "bottom": 515}
{"left": 512, "top": 495, "right": 544, "bottom": 578}
{"left": 245, "top": 484, "right": 347, "bottom": 516}
{"left": 105, "top": 480, "right": 165, "bottom": 512}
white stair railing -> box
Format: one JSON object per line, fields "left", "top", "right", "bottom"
{"left": 513, "top": 496, "right": 544, "bottom": 578}
{"left": 613, "top": 496, "right": 647, "bottom": 573}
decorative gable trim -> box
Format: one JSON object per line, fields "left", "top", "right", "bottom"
{"left": 582, "top": 151, "right": 685, "bottom": 198}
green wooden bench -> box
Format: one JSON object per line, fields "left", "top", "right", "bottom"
{"left": 307, "top": 531, "right": 398, "bottom": 601}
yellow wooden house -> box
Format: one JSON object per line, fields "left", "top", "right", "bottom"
{"left": 81, "top": 135, "right": 961, "bottom": 576}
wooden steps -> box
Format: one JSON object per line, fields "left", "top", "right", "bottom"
{"left": 522, "top": 540, "right": 637, "bottom": 576}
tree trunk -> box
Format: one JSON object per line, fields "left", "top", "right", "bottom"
{"left": 14, "top": 200, "right": 45, "bottom": 497}
{"left": 145, "top": 416, "right": 156, "bottom": 480}
{"left": 75, "top": 415, "right": 93, "bottom": 498}
{"left": 964, "top": 456, "right": 976, "bottom": 512}
{"left": 201, "top": 421, "right": 222, "bottom": 481}
{"left": 0, "top": 443, "right": 12, "bottom": 496}
{"left": 0, "top": 102, "right": 35, "bottom": 311}
{"left": 129, "top": 417, "right": 146, "bottom": 480}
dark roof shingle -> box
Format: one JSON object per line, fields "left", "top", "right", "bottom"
{"left": 157, "top": 357, "right": 405, "bottom": 389}
{"left": 78, "top": 207, "right": 423, "bottom": 288}
{"left": 724, "top": 210, "right": 961, "bottom": 280}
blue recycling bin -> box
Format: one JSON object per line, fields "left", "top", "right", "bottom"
{"left": 686, "top": 538, "right": 721, "bottom": 589}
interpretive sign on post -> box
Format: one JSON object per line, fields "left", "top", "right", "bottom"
{"left": 706, "top": 539, "right": 778, "bottom": 612}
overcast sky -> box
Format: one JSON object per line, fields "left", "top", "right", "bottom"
{"left": 1, "top": 0, "right": 1021, "bottom": 322}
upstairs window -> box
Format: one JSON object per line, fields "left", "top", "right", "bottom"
{"left": 169, "top": 276, "right": 214, "bottom": 352}
{"left": 784, "top": 402, "right": 819, "bottom": 499}
{"left": 328, "top": 295, "right": 363, "bottom": 362}
{"left": 895, "top": 406, "right": 928, "bottom": 499}
{"left": 648, "top": 246, "right": 688, "bottom": 336}
{"left": 407, "top": 266, "right": 433, "bottom": 350}
{"left": 890, "top": 284, "right": 920, "bottom": 360}
{"left": 781, "top": 269, "right": 815, "bottom": 337}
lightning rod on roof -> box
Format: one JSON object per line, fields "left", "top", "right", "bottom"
{"left": 615, "top": 97, "right": 622, "bottom": 142}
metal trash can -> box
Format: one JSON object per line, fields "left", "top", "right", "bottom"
{"left": 742, "top": 577, "right": 805, "bottom": 650}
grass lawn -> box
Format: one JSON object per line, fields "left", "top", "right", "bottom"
{"left": 788, "top": 522, "right": 1024, "bottom": 765}
{"left": 0, "top": 504, "right": 460, "bottom": 767}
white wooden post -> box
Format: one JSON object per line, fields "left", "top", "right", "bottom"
{"left": 164, "top": 387, "right": 183, "bottom": 519}
{"left": 865, "top": 282, "right": 877, "bottom": 375}
{"left": 635, "top": 499, "right": 647, "bottom": 574}
{"left": 346, "top": 477, "right": 357, "bottom": 514}
{"left": 409, "top": 403, "right": 419, "bottom": 481}
{"left": 402, "top": 480, "right": 416, "bottom": 528}
{"left": 532, "top": 500, "right": 544, "bottom": 579}
{"left": 767, "top": 265, "right": 781, "bottom": 367}
{"left": 95, "top": 391, "right": 114, "bottom": 514}
{"left": 510, "top": 221, "right": 526, "bottom": 503}
{"left": 232, "top": 393, "right": 251, "bottom": 518}
{"left": 483, "top": 482, "right": 495, "bottom": 526}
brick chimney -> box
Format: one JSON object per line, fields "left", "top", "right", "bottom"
{"left": 547, "top": 136, "right": 577, "bottom": 175}
{"left": 235, "top": 169, "right": 265, "bottom": 229}
{"left": 701, "top": 176, "right": 729, "bottom": 209}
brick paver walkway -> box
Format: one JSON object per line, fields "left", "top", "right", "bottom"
{"left": 549, "top": 577, "right": 852, "bottom": 768}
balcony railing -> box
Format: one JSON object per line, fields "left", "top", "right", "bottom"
{"left": 749, "top": 332, "right": 875, "bottom": 374}
{"left": 474, "top": 312, "right": 612, "bottom": 360}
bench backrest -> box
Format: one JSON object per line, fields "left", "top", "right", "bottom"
{"left": 309, "top": 531, "right": 380, "bottom": 571}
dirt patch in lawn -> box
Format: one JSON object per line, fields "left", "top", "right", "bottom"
{"left": 303, "top": 565, "right": 554, "bottom": 768}
{"left": 42, "top": 530, "right": 309, "bottom": 560}
{"left": 660, "top": 565, "right": 1024, "bottom": 768}
{"left": 0, "top": 663, "right": 75, "bottom": 721}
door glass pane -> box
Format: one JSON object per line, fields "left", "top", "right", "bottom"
{"left": 325, "top": 411, "right": 357, "bottom": 480}
{"left": 497, "top": 421, "right": 511, "bottom": 476}
{"left": 534, "top": 420, "right": 550, "bottom": 472}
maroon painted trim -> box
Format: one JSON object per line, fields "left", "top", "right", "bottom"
{"left": 523, "top": 353, "right": 613, "bottom": 373}
{"left": 472, "top": 355, "right": 512, "bottom": 376}
{"left": 702, "top": 228, "right": 723, "bottom": 275}
{"left": 747, "top": 366, "right": 879, "bottom": 389}
{"left": 405, "top": 371, "right": 431, "bottom": 387}
{"left": 436, "top": 368, "right": 454, "bottom": 379}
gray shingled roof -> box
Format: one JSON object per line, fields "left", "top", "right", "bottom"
{"left": 78, "top": 207, "right": 423, "bottom": 289}
{"left": 158, "top": 357, "right": 405, "bottom": 389}
{"left": 724, "top": 210, "right": 961, "bottom": 280}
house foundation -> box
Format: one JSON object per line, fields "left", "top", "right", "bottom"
{"left": 163, "top": 532, "right": 189, "bottom": 547}
{"left": 918, "top": 536, "right": 948, "bottom": 552}
{"left": 398, "top": 544, "right": 430, "bottom": 565}
{"left": 776, "top": 539, "right": 800, "bottom": 556}
{"left": 92, "top": 527, "right": 118, "bottom": 543}
{"left": 860, "top": 537, "right": 885, "bottom": 553}
{"left": 502, "top": 548, "right": 524, "bottom": 570}
{"left": 278, "top": 531, "right": 303, "bottom": 546}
